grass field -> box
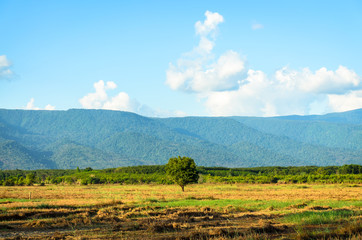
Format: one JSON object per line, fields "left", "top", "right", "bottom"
{"left": 0, "top": 183, "right": 361, "bottom": 239}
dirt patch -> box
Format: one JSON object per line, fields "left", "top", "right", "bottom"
{"left": 0, "top": 212, "right": 36, "bottom": 221}
{"left": 0, "top": 224, "right": 13, "bottom": 230}
{"left": 147, "top": 221, "right": 180, "bottom": 233}
{"left": 306, "top": 205, "right": 332, "bottom": 211}
{"left": 249, "top": 220, "right": 289, "bottom": 234}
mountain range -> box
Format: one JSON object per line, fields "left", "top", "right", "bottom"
{"left": 0, "top": 108, "right": 361, "bottom": 170}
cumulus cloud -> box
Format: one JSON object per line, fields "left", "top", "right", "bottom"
{"left": 276, "top": 66, "right": 360, "bottom": 94}
{"left": 0, "top": 55, "right": 13, "bottom": 80}
{"left": 79, "top": 80, "right": 118, "bottom": 109}
{"left": 79, "top": 80, "right": 184, "bottom": 117}
{"left": 195, "top": 11, "right": 224, "bottom": 36}
{"left": 328, "top": 90, "right": 362, "bottom": 112}
{"left": 205, "top": 66, "right": 362, "bottom": 116}
{"left": 79, "top": 80, "right": 138, "bottom": 112}
{"left": 102, "top": 92, "right": 134, "bottom": 111}
{"left": 25, "top": 98, "right": 55, "bottom": 110}
{"left": 166, "top": 11, "right": 246, "bottom": 93}
{"left": 166, "top": 11, "right": 362, "bottom": 116}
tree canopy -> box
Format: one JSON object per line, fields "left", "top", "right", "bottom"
{"left": 166, "top": 156, "right": 199, "bottom": 191}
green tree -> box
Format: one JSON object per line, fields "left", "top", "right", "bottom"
{"left": 25, "top": 173, "right": 35, "bottom": 186}
{"left": 166, "top": 156, "right": 199, "bottom": 192}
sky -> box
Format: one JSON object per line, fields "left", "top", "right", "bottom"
{"left": 1, "top": 0, "right": 362, "bottom": 117}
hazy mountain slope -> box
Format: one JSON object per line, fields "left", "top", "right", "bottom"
{"left": 45, "top": 139, "right": 136, "bottom": 169}
{"left": 277, "top": 108, "right": 362, "bottom": 124}
{"left": 0, "top": 109, "right": 243, "bottom": 167}
{"left": 0, "top": 139, "right": 56, "bottom": 170}
{"left": 98, "top": 131, "right": 243, "bottom": 167}
{"left": 159, "top": 117, "right": 361, "bottom": 166}
{"left": 0, "top": 108, "right": 360, "bottom": 170}
{"left": 232, "top": 117, "right": 362, "bottom": 150}
{"left": 0, "top": 109, "right": 207, "bottom": 148}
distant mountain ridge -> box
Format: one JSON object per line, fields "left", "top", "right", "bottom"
{"left": 0, "top": 108, "right": 361, "bottom": 170}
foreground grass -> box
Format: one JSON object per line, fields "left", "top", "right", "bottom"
{"left": 0, "top": 183, "right": 361, "bottom": 239}
{"left": 282, "top": 210, "right": 358, "bottom": 225}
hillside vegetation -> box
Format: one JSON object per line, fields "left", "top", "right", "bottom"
{"left": 0, "top": 108, "right": 361, "bottom": 169}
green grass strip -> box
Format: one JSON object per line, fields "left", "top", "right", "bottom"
{"left": 282, "top": 210, "right": 359, "bottom": 225}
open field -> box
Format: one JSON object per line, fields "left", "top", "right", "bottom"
{"left": 0, "top": 183, "right": 361, "bottom": 239}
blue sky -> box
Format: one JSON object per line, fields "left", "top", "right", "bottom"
{"left": 1, "top": 0, "right": 362, "bottom": 117}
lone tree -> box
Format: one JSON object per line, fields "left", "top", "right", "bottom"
{"left": 166, "top": 156, "right": 199, "bottom": 192}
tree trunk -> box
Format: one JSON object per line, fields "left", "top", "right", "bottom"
{"left": 181, "top": 185, "right": 184, "bottom": 192}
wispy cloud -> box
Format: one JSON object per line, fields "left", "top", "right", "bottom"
{"left": 251, "top": 23, "right": 264, "bottom": 30}
{"left": 0, "top": 55, "right": 13, "bottom": 80}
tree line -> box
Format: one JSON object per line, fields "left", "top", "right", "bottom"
{"left": 0, "top": 164, "right": 361, "bottom": 186}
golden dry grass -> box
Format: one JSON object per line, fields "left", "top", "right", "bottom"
{"left": 0, "top": 183, "right": 361, "bottom": 239}
{"left": 1, "top": 183, "right": 360, "bottom": 208}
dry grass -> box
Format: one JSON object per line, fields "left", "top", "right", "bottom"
{"left": 0, "top": 183, "right": 361, "bottom": 239}
{"left": 1, "top": 183, "right": 360, "bottom": 207}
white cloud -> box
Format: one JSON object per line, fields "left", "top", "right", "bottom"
{"left": 197, "top": 37, "right": 215, "bottom": 54}
{"left": 276, "top": 65, "right": 361, "bottom": 94}
{"left": 166, "top": 11, "right": 246, "bottom": 93}
{"left": 205, "top": 69, "right": 280, "bottom": 116}
{"left": 251, "top": 23, "right": 264, "bottom": 30}
{"left": 102, "top": 92, "right": 136, "bottom": 112}
{"left": 79, "top": 80, "right": 138, "bottom": 111}
{"left": 195, "top": 11, "right": 224, "bottom": 36}
{"left": 328, "top": 90, "right": 362, "bottom": 112}
{"left": 26, "top": 98, "right": 39, "bottom": 110}
{"left": 205, "top": 66, "right": 362, "bottom": 116}
{"left": 79, "top": 80, "right": 118, "bottom": 109}
{"left": 166, "top": 11, "right": 362, "bottom": 116}
{"left": 45, "top": 104, "right": 56, "bottom": 110}
{"left": 0, "top": 55, "right": 13, "bottom": 80}
{"left": 0, "top": 55, "right": 10, "bottom": 68}
{"left": 79, "top": 80, "right": 184, "bottom": 117}
{"left": 25, "top": 98, "right": 55, "bottom": 110}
